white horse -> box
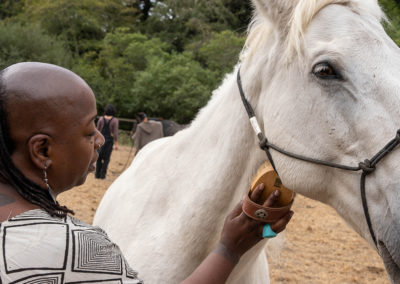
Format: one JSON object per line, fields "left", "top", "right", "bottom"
{"left": 94, "top": 0, "right": 400, "bottom": 283}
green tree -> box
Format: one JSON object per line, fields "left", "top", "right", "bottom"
{"left": 195, "top": 30, "right": 244, "bottom": 79}
{"left": 221, "top": 0, "right": 252, "bottom": 31}
{"left": 130, "top": 53, "right": 215, "bottom": 123}
{"left": 94, "top": 29, "right": 172, "bottom": 117}
{"left": 71, "top": 59, "right": 107, "bottom": 110}
{"left": 0, "top": 0, "right": 24, "bottom": 20}
{"left": 129, "top": 0, "right": 154, "bottom": 21}
{"left": 141, "top": 0, "right": 250, "bottom": 51}
{"left": 380, "top": 0, "right": 400, "bottom": 46}
{"left": 0, "top": 22, "right": 71, "bottom": 70}
{"left": 23, "top": 0, "right": 139, "bottom": 56}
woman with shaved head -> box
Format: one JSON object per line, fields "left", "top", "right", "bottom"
{"left": 0, "top": 62, "right": 292, "bottom": 283}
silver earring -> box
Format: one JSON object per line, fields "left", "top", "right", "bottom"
{"left": 44, "top": 167, "right": 50, "bottom": 190}
{"left": 44, "top": 166, "right": 56, "bottom": 204}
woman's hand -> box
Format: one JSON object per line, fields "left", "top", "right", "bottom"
{"left": 219, "top": 183, "right": 294, "bottom": 261}
{"left": 180, "top": 184, "right": 294, "bottom": 284}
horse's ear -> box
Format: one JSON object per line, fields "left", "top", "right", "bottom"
{"left": 252, "top": 0, "right": 296, "bottom": 31}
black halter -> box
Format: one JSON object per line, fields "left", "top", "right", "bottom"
{"left": 237, "top": 69, "right": 400, "bottom": 247}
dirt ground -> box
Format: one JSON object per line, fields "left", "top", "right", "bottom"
{"left": 59, "top": 145, "right": 390, "bottom": 284}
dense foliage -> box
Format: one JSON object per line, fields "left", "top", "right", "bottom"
{"left": 0, "top": 0, "right": 398, "bottom": 124}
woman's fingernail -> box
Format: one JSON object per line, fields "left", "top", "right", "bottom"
{"left": 274, "top": 190, "right": 280, "bottom": 197}
{"left": 258, "top": 183, "right": 265, "bottom": 190}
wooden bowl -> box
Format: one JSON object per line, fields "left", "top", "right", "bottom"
{"left": 250, "top": 162, "right": 295, "bottom": 207}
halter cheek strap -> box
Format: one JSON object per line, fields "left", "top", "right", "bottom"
{"left": 237, "top": 68, "right": 400, "bottom": 247}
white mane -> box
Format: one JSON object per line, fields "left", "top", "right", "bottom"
{"left": 243, "top": 0, "right": 384, "bottom": 63}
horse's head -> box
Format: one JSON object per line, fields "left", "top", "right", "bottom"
{"left": 242, "top": 0, "right": 400, "bottom": 281}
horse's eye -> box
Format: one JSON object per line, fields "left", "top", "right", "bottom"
{"left": 312, "top": 62, "right": 341, "bottom": 80}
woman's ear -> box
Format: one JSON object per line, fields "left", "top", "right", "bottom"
{"left": 28, "top": 134, "right": 53, "bottom": 170}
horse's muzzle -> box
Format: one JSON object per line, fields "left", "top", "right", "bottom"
{"left": 379, "top": 234, "right": 400, "bottom": 283}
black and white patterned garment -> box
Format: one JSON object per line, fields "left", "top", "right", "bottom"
{"left": 0, "top": 209, "right": 143, "bottom": 284}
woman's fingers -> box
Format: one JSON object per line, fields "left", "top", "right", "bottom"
{"left": 270, "top": 211, "right": 294, "bottom": 234}
{"left": 250, "top": 183, "right": 280, "bottom": 207}
{"left": 229, "top": 200, "right": 244, "bottom": 219}
{"left": 263, "top": 189, "right": 280, "bottom": 207}
{"left": 235, "top": 183, "right": 293, "bottom": 234}
{"left": 237, "top": 183, "right": 265, "bottom": 222}
{"left": 249, "top": 183, "right": 265, "bottom": 203}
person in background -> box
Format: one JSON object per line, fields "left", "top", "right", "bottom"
{"left": 95, "top": 104, "right": 119, "bottom": 179}
{"left": 131, "top": 112, "right": 163, "bottom": 153}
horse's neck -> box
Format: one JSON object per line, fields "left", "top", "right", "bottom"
{"left": 167, "top": 72, "right": 271, "bottom": 275}
{"left": 174, "top": 73, "right": 265, "bottom": 202}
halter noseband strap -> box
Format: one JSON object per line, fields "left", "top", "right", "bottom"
{"left": 237, "top": 68, "right": 400, "bottom": 247}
